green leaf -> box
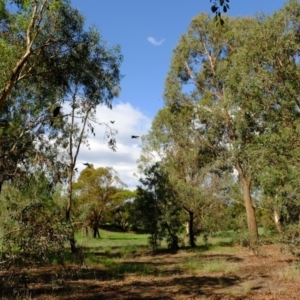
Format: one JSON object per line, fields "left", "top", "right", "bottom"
{"left": 211, "top": 5, "right": 218, "bottom": 13}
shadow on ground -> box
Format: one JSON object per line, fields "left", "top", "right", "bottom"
{"left": 0, "top": 264, "right": 257, "bottom": 300}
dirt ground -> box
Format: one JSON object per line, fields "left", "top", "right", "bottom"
{"left": 1, "top": 244, "right": 300, "bottom": 299}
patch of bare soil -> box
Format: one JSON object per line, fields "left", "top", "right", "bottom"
{"left": 0, "top": 244, "right": 300, "bottom": 299}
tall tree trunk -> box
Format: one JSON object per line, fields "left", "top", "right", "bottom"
{"left": 151, "top": 230, "right": 158, "bottom": 253}
{"left": 165, "top": 222, "right": 179, "bottom": 250}
{"left": 185, "top": 221, "right": 189, "bottom": 235}
{"left": 235, "top": 161, "right": 258, "bottom": 239}
{"left": 66, "top": 168, "right": 73, "bottom": 221}
{"left": 66, "top": 167, "right": 77, "bottom": 253}
{"left": 188, "top": 211, "right": 196, "bottom": 247}
{"left": 93, "top": 226, "right": 100, "bottom": 238}
{"left": 273, "top": 209, "right": 282, "bottom": 233}
{"left": 242, "top": 177, "right": 258, "bottom": 239}
{"left": 184, "top": 207, "right": 196, "bottom": 247}
{"left": 66, "top": 96, "right": 91, "bottom": 253}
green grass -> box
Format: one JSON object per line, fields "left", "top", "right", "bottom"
{"left": 278, "top": 262, "right": 300, "bottom": 281}
{"left": 183, "top": 256, "right": 239, "bottom": 275}
{"left": 75, "top": 229, "right": 149, "bottom": 250}
{"left": 201, "top": 259, "right": 239, "bottom": 274}
{"left": 99, "top": 257, "right": 117, "bottom": 268}
{"left": 74, "top": 229, "right": 151, "bottom": 264}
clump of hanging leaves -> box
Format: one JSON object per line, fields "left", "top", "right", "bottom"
{"left": 210, "top": 0, "right": 230, "bottom": 25}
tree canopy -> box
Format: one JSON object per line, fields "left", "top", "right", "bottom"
{"left": 140, "top": 0, "right": 300, "bottom": 240}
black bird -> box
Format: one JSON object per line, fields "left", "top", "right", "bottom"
{"left": 131, "top": 135, "right": 139, "bottom": 139}
{"left": 52, "top": 106, "right": 62, "bottom": 117}
{"left": 83, "top": 163, "right": 92, "bottom": 168}
{"left": 50, "top": 106, "right": 62, "bottom": 126}
{"left": 110, "top": 120, "right": 115, "bottom": 124}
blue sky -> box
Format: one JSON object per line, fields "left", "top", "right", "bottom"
{"left": 70, "top": 0, "right": 287, "bottom": 189}
{"left": 71, "top": 0, "right": 286, "bottom": 118}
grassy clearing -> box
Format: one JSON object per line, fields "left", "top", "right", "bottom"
{"left": 76, "top": 229, "right": 149, "bottom": 251}
{"left": 1, "top": 229, "right": 299, "bottom": 299}
{"left": 78, "top": 229, "right": 243, "bottom": 279}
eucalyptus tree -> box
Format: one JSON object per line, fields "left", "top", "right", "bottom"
{"left": 1, "top": 0, "right": 115, "bottom": 107}
{"left": 140, "top": 104, "right": 230, "bottom": 247}
{"left": 54, "top": 85, "right": 118, "bottom": 251}
{"left": 73, "top": 166, "right": 126, "bottom": 239}
{"left": 257, "top": 163, "right": 300, "bottom": 233}
{"left": 56, "top": 31, "right": 121, "bottom": 248}
{"left": 0, "top": 0, "right": 123, "bottom": 252}
{"left": 162, "top": 14, "right": 259, "bottom": 238}
{"left": 163, "top": 1, "right": 300, "bottom": 239}
{"left": 0, "top": 80, "right": 67, "bottom": 195}
{"left": 0, "top": 2, "right": 123, "bottom": 192}
{"left": 225, "top": 0, "right": 300, "bottom": 233}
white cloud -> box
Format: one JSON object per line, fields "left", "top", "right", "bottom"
{"left": 147, "top": 36, "right": 165, "bottom": 46}
{"left": 75, "top": 102, "right": 152, "bottom": 190}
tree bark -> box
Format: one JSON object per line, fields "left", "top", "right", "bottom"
{"left": 273, "top": 209, "right": 282, "bottom": 233}
{"left": 185, "top": 221, "right": 189, "bottom": 235}
{"left": 66, "top": 168, "right": 73, "bottom": 222}
{"left": 93, "top": 226, "right": 100, "bottom": 238}
{"left": 0, "top": 0, "right": 41, "bottom": 108}
{"left": 234, "top": 161, "right": 258, "bottom": 239}
{"left": 188, "top": 211, "right": 196, "bottom": 247}
{"left": 241, "top": 177, "right": 258, "bottom": 239}
{"left": 184, "top": 207, "right": 196, "bottom": 247}
{"left": 165, "top": 222, "right": 179, "bottom": 250}
{"left": 66, "top": 166, "right": 77, "bottom": 253}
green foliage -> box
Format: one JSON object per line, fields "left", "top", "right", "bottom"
{"left": 111, "top": 190, "right": 138, "bottom": 231}
{"left": 280, "top": 225, "right": 300, "bottom": 257}
{"left": 0, "top": 174, "right": 69, "bottom": 269}
{"left": 1, "top": 0, "right": 123, "bottom": 106}
{"left": 0, "top": 0, "right": 122, "bottom": 192}
{"left": 135, "top": 162, "right": 182, "bottom": 252}
{"left": 140, "top": 98, "right": 232, "bottom": 246}
{"left": 73, "top": 167, "right": 126, "bottom": 238}
{"left": 75, "top": 229, "right": 149, "bottom": 251}
{"left": 158, "top": 1, "right": 300, "bottom": 239}
{"left": 0, "top": 2, "right": 123, "bottom": 293}
{"left": 223, "top": 201, "right": 247, "bottom": 231}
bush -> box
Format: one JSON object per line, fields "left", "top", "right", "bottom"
{"left": 280, "top": 225, "right": 300, "bottom": 257}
